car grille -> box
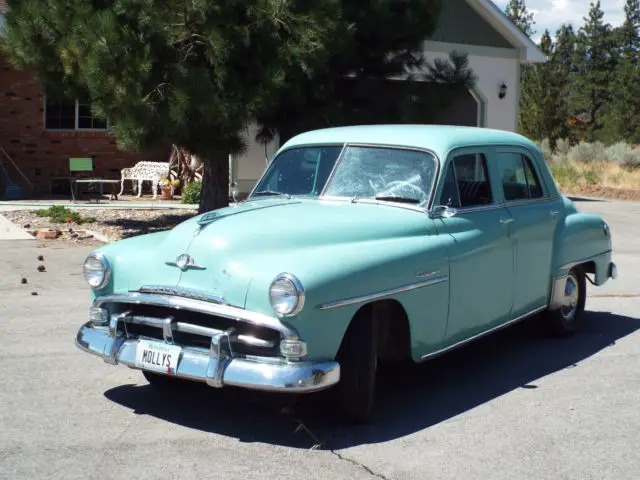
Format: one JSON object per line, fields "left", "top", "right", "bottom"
{"left": 110, "top": 302, "right": 282, "bottom": 358}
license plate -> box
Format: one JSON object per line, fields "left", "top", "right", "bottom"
{"left": 135, "top": 339, "right": 182, "bottom": 375}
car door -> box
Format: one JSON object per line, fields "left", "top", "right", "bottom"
{"left": 432, "top": 148, "right": 515, "bottom": 347}
{"left": 493, "top": 148, "right": 565, "bottom": 318}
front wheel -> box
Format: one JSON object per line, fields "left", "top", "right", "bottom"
{"left": 545, "top": 267, "right": 587, "bottom": 336}
{"left": 334, "top": 309, "right": 379, "bottom": 423}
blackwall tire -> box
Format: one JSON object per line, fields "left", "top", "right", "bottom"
{"left": 334, "top": 309, "right": 378, "bottom": 424}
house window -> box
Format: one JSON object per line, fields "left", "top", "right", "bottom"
{"left": 44, "top": 97, "right": 109, "bottom": 131}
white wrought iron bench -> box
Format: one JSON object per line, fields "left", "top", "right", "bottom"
{"left": 119, "top": 161, "right": 170, "bottom": 199}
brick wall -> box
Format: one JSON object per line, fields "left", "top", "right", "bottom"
{"left": 0, "top": 52, "right": 171, "bottom": 196}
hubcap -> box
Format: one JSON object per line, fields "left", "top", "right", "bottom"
{"left": 560, "top": 273, "right": 580, "bottom": 321}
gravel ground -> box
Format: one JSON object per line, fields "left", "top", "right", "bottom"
{"left": 3, "top": 208, "right": 197, "bottom": 242}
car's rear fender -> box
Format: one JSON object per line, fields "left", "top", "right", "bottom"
{"left": 551, "top": 205, "right": 613, "bottom": 286}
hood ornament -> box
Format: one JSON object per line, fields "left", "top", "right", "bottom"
{"left": 166, "top": 254, "right": 206, "bottom": 271}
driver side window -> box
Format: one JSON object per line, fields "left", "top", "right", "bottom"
{"left": 439, "top": 153, "right": 493, "bottom": 208}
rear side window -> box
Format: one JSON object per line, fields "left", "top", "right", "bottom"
{"left": 439, "top": 153, "right": 493, "bottom": 208}
{"left": 498, "top": 153, "right": 544, "bottom": 201}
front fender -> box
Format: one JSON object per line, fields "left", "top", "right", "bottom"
{"left": 243, "top": 234, "right": 451, "bottom": 362}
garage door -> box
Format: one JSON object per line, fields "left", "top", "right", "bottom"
{"left": 428, "top": 88, "right": 481, "bottom": 127}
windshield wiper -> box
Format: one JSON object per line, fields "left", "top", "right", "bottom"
{"left": 374, "top": 195, "right": 420, "bottom": 204}
{"left": 252, "top": 190, "right": 291, "bottom": 199}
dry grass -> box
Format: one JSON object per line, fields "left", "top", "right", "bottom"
{"left": 550, "top": 160, "right": 640, "bottom": 200}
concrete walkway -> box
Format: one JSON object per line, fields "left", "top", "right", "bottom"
{"left": 0, "top": 214, "right": 34, "bottom": 240}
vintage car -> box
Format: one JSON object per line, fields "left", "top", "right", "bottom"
{"left": 76, "top": 125, "right": 617, "bottom": 423}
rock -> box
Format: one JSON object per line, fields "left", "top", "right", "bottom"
{"left": 31, "top": 291, "right": 38, "bottom": 296}
{"left": 23, "top": 223, "right": 31, "bottom": 228}
{"left": 37, "top": 265, "right": 46, "bottom": 272}
{"left": 37, "top": 255, "right": 44, "bottom": 261}
{"left": 21, "top": 277, "right": 27, "bottom": 284}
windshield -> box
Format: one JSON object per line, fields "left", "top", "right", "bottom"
{"left": 252, "top": 144, "right": 438, "bottom": 206}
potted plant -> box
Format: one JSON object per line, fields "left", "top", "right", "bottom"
{"left": 159, "top": 177, "right": 180, "bottom": 200}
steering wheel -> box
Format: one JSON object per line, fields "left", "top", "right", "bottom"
{"left": 378, "top": 180, "right": 426, "bottom": 200}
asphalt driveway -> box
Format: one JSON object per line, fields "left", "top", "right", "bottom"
{"left": 1, "top": 197, "right": 638, "bottom": 480}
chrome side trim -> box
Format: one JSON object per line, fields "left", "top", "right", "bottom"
{"left": 416, "top": 270, "right": 440, "bottom": 279}
{"left": 93, "top": 292, "right": 296, "bottom": 337}
{"left": 316, "top": 275, "right": 449, "bottom": 310}
{"left": 420, "top": 305, "right": 547, "bottom": 362}
{"left": 135, "top": 285, "right": 226, "bottom": 305}
{"left": 502, "top": 195, "right": 561, "bottom": 208}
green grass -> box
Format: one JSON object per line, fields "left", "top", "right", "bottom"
{"left": 35, "top": 205, "right": 97, "bottom": 224}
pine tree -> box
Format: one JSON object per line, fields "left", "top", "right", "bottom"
{"left": 505, "top": 0, "right": 536, "bottom": 37}
{"left": 569, "top": 1, "right": 617, "bottom": 142}
{"left": 2, "top": 0, "right": 475, "bottom": 212}
{"left": 552, "top": 25, "right": 577, "bottom": 143}
{"left": 505, "top": 0, "right": 538, "bottom": 140}
{"left": 518, "top": 30, "right": 570, "bottom": 147}
{"left": 605, "top": 0, "right": 640, "bottom": 142}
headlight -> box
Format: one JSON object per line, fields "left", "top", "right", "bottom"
{"left": 269, "top": 273, "right": 305, "bottom": 316}
{"left": 83, "top": 253, "right": 110, "bottom": 289}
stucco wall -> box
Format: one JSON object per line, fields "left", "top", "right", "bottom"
{"left": 231, "top": 123, "right": 279, "bottom": 194}
{"left": 423, "top": 42, "right": 520, "bottom": 132}
{"left": 231, "top": 46, "right": 520, "bottom": 192}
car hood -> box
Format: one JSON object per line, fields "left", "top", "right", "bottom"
{"left": 103, "top": 197, "right": 432, "bottom": 309}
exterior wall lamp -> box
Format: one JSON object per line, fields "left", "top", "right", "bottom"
{"left": 498, "top": 83, "right": 507, "bottom": 99}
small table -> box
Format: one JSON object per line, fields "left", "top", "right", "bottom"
{"left": 71, "top": 179, "right": 121, "bottom": 203}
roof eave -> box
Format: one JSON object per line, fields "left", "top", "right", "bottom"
{"left": 467, "top": 0, "right": 547, "bottom": 64}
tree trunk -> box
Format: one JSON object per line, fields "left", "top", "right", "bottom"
{"left": 198, "top": 153, "right": 229, "bottom": 214}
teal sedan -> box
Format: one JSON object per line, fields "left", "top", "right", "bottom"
{"left": 76, "top": 125, "right": 617, "bottom": 423}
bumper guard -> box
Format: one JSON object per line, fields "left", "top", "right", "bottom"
{"left": 75, "top": 321, "right": 340, "bottom": 393}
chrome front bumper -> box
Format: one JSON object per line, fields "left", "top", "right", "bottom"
{"left": 76, "top": 322, "right": 340, "bottom": 393}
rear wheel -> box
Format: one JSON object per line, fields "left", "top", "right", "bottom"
{"left": 334, "top": 309, "right": 379, "bottom": 423}
{"left": 545, "top": 267, "right": 587, "bottom": 336}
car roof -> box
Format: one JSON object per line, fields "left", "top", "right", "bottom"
{"left": 280, "top": 124, "right": 540, "bottom": 159}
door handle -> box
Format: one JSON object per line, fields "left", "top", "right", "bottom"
{"left": 550, "top": 210, "right": 560, "bottom": 219}
{"left": 500, "top": 218, "right": 514, "bottom": 224}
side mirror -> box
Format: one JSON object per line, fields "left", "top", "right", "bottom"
{"left": 429, "top": 205, "right": 458, "bottom": 219}
{"left": 230, "top": 182, "right": 240, "bottom": 203}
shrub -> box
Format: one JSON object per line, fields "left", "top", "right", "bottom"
{"left": 535, "top": 138, "right": 553, "bottom": 162}
{"left": 604, "top": 142, "right": 640, "bottom": 168}
{"left": 567, "top": 141, "right": 606, "bottom": 163}
{"left": 181, "top": 181, "right": 202, "bottom": 205}
{"left": 35, "top": 205, "right": 96, "bottom": 224}
{"left": 555, "top": 138, "right": 572, "bottom": 157}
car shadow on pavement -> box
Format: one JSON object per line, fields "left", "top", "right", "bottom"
{"left": 104, "top": 310, "right": 639, "bottom": 450}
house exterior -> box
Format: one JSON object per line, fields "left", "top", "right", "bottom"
{"left": 0, "top": 0, "right": 545, "bottom": 198}
{"left": 230, "top": 0, "right": 547, "bottom": 194}
{"left": 0, "top": 1, "right": 169, "bottom": 198}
